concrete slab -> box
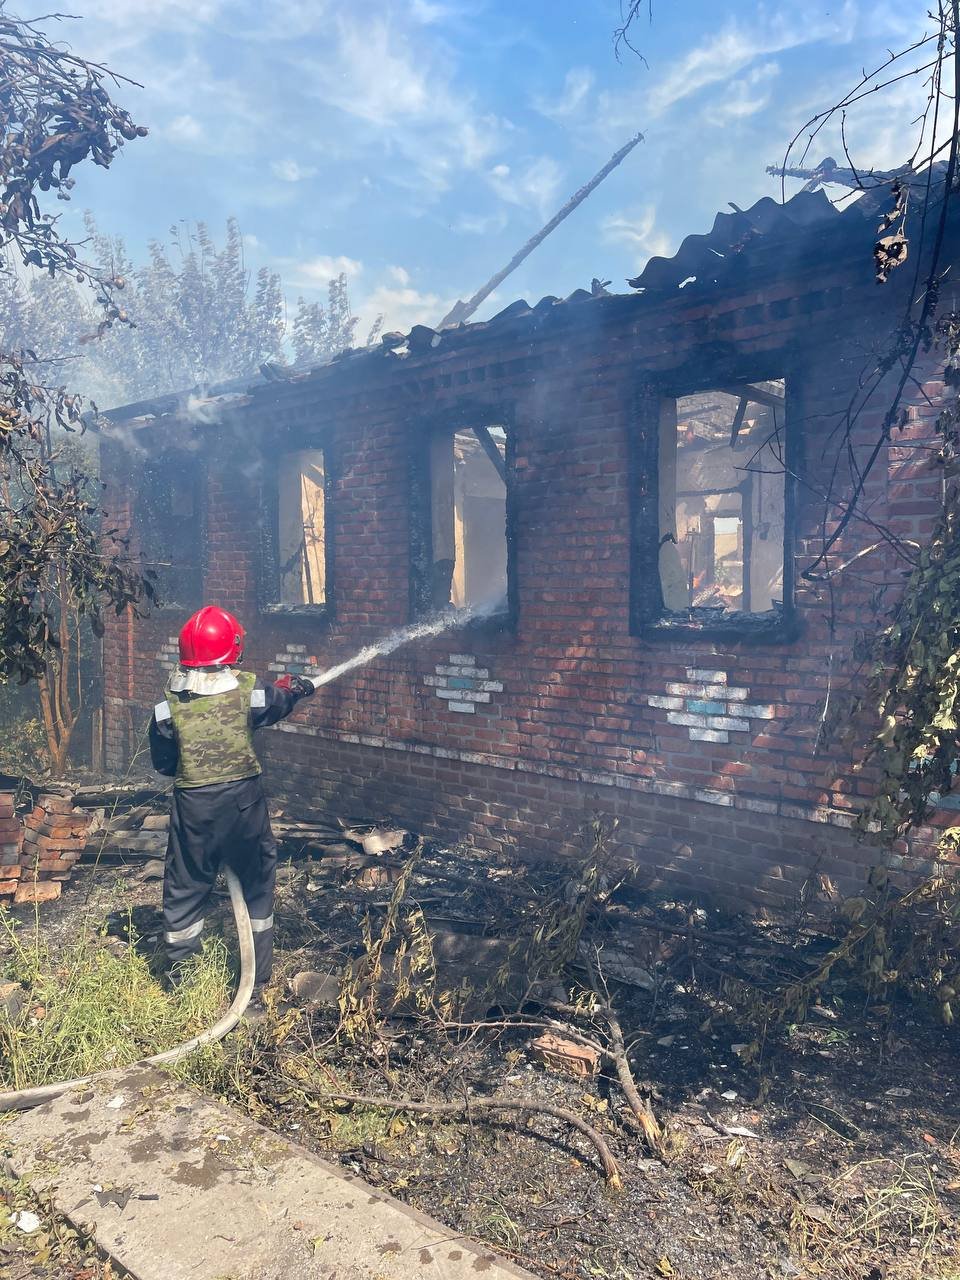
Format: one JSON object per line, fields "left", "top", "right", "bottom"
{"left": 2, "top": 1067, "right": 536, "bottom": 1280}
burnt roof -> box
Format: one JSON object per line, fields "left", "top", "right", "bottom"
{"left": 97, "top": 184, "right": 882, "bottom": 429}
{"left": 625, "top": 188, "right": 867, "bottom": 293}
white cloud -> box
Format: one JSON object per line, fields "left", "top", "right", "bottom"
{"left": 294, "top": 255, "right": 364, "bottom": 286}
{"left": 297, "top": 12, "right": 507, "bottom": 194}
{"left": 704, "top": 62, "right": 780, "bottom": 126}
{"left": 487, "top": 157, "right": 562, "bottom": 217}
{"left": 78, "top": 0, "right": 222, "bottom": 25}
{"left": 601, "top": 206, "right": 673, "bottom": 267}
{"left": 454, "top": 211, "right": 508, "bottom": 235}
{"left": 410, "top": 0, "right": 452, "bottom": 23}
{"left": 358, "top": 281, "right": 447, "bottom": 336}
{"left": 646, "top": 3, "right": 857, "bottom": 117}
{"left": 166, "top": 114, "right": 203, "bottom": 144}
{"left": 308, "top": 19, "right": 431, "bottom": 124}
{"left": 271, "top": 158, "right": 318, "bottom": 182}
{"left": 534, "top": 67, "right": 594, "bottom": 120}
{"left": 387, "top": 265, "right": 412, "bottom": 286}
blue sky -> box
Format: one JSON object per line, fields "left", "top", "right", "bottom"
{"left": 57, "top": 0, "right": 936, "bottom": 337}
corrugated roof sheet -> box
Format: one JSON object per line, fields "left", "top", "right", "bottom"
{"left": 626, "top": 189, "right": 855, "bottom": 293}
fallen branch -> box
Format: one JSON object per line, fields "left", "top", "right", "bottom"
{"left": 582, "top": 961, "right": 664, "bottom": 1155}
{"left": 320, "top": 1091, "right": 622, "bottom": 1189}
{"left": 600, "top": 1000, "right": 662, "bottom": 1152}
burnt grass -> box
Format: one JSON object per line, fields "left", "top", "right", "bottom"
{"left": 3, "top": 837, "right": 960, "bottom": 1280}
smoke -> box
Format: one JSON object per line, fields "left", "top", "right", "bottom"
{"left": 312, "top": 600, "right": 500, "bottom": 688}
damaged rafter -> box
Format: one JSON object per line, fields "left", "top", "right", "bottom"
{"left": 721, "top": 383, "right": 785, "bottom": 410}
{"left": 471, "top": 423, "right": 507, "bottom": 485}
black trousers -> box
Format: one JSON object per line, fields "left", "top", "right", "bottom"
{"left": 162, "top": 775, "right": 277, "bottom": 984}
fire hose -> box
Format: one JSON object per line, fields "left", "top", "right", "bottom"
{"left": 0, "top": 866, "right": 255, "bottom": 1112}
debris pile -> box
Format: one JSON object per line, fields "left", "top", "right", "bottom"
{"left": 0, "top": 790, "right": 96, "bottom": 903}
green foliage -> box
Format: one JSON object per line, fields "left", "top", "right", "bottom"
{"left": 83, "top": 216, "right": 287, "bottom": 401}
{"left": 0, "top": 5, "right": 153, "bottom": 693}
{"left": 0, "top": 915, "right": 231, "bottom": 1090}
{"left": 0, "top": 681, "right": 48, "bottom": 777}
{"left": 856, "top": 315, "right": 960, "bottom": 838}
{"left": 720, "top": 864, "right": 960, "bottom": 1060}
{"left": 291, "top": 274, "right": 361, "bottom": 366}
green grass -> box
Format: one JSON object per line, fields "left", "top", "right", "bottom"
{"left": 0, "top": 909, "right": 233, "bottom": 1092}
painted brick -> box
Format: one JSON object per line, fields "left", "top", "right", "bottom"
{"left": 447, "top": 701, "right": 477, "bottom": 714}
{"left": 707, "top": 716, "right": 751, "bottom": 732}
{"left": 436, "top": 688, "right": 490, "bottom": 703}
{"left": 666, "top": 711, "right": 709, "bottom": 729}
{"left": 666, "top": 682, "right": 729, "bottom": 699}
{"left": 687, "top": 699, "right": 725, "bottom": 715}
{"left": 690, "top": 729, "right": 729, "bottom": 743}
{"left": 648, "top": 695, "right": 684, "bottom": 710}
{"left": 686, "top": 668, "right": 727, "bottom": 683}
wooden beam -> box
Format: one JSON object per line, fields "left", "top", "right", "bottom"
{"left": 472, "top": 424, "right": 507, "bottom": 485}
{"left": 439, "top": 132, "right": 643, "bottom": 329}
{"left": 722, "top": 383, "right": 785, "bottom": 410}
{"left": 729, "top": 396, "right": 749, "bottom": 448}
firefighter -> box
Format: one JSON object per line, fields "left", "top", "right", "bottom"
{"left": 149, "top": 605, "right": 315, "bottom": 1001}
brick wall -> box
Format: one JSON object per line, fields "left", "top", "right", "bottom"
{"left": 100, "top": 233, "right": 960, "bottom": 913}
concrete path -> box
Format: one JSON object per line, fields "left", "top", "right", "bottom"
{"left": 2, "top": 1067, "right": 536, "bottom": 1280}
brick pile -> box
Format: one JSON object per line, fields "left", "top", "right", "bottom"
{"left": 0, "top": 791, "right": 21, "bottom": 897}
{"left": 0, "top": 792, "right": 95, "bottom": 904}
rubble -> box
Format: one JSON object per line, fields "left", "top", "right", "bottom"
{"left": 0, "top": 790, "right": 96, "bottom": 902}
{"left": 530, "top": 1031, "right": 601, "bottom": 1079}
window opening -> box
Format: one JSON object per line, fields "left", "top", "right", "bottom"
{"left": 277, "top": 448, "right": 326, "bottom": 607}
{"left": 429, "top": 425, "right": 507, "bottom": 613}
{"left": 139, "top": 452, "right": 203, "bottom": 608}
{"left": 659, "top": 381, "right": 785, "bottom": 619}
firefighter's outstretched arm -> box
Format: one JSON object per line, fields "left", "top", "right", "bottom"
{"left": 253, "top": 673, "right": 316, "bottom": 730}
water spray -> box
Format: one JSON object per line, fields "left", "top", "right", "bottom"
{"left": 308, "top": 604, "right": 496, "bottom": 690}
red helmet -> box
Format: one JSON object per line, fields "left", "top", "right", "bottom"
{"left": 178, "top": 606, "right": 245, "bottom": 668}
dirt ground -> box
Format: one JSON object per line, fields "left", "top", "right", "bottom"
{"left": 1, "top": 832, "right": 959, "bottom": 1280}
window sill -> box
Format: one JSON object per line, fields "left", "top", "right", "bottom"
{"left": 260, "top": 603, "right": 333, "bottom": 622}
{"left": 639, "top": 606, "right": 799, "bottom": 645}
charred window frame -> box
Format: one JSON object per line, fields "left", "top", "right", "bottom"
{"left": 409, "top": 409, "right": 516, "bottom": 627}
{"left": 137, "top": 450, "right": 206, "bottom": 611}
{"left": 259, "top": 437, "right": 334, "bottom": 618}
{"left": 630, "top": 375, "right": 798, "bottom": 641}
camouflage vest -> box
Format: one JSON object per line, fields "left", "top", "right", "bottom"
{"left": 165, "top": 670, "right": 262, "bottom": 790}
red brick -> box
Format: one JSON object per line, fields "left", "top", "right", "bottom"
{"left": 14, "top": 880, "right": 61, "bottom": 904}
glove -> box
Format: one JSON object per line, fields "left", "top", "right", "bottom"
{"left": 274, "top": 673, "right": 315, "bottom": 698}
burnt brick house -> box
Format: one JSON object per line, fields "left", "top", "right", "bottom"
{"left": 97, "top": 187, "right": 959, "bottom": 914}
